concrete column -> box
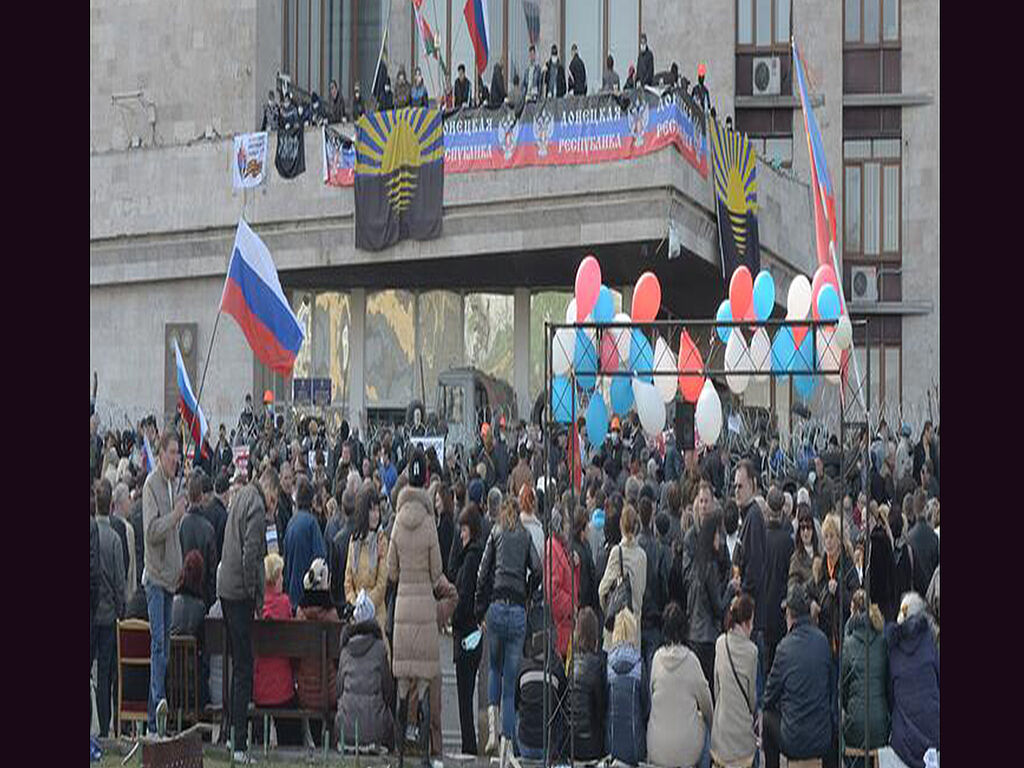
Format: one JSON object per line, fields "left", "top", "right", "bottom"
{"left": 513, "top": 288, "right": 531, "bottom": 420}
{"left": 349, "top": 288, "right": 367, "bottom": 437}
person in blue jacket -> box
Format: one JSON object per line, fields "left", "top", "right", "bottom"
{"left": 282, "top": 475, "right": 327, "bottom": 611}
{"left": 886, "top": 593, "right": 939, "bottom": 768}
{"left": 605, "top": 608, "right": 647, "bottom": 765}
{"left": 763, "top": 583, "right": 836, "bottom": 768}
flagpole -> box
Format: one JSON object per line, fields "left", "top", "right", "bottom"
{"left": 180, "top": 309, "right": 222, "bottom": 486}
{"left": 371, "top": 0, "right": 393, "bottom": 101}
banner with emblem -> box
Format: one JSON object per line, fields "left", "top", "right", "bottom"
{"left": 709, "top": 114, "right": 760, "bottom": 278}
{"left": 354, "top": 106, "right": 445, "bottom": 251}
{"left": 323, "top": 125, "right": 356, "bottom": 186}
{"left": 442, "top": 88, "right": 707, "bottom": 177}
{"left": 232, "top": 132, "right": 268, "bottom": 189}
{"left": 275, "top": 107, "right": 306, "bottom": 179}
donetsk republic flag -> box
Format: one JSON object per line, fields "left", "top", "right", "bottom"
{"left": 354, "top": 107, "right": 444, "bottom": 251}
{"left": 710, "top": 116, "right": 760, "bottom": 279}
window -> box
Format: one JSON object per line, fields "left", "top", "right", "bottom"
{"left": 282, "top": 1, "right": 384, "bottom": 102}
{"left": 843, "top": 138, "right": 900, "bottom": 260}
{"left": 852, "top": 335, "right": 900, "bottom": 413}
{"left": 562, "top": 0, "right": 640, "bottom": 91}
{"left": 737, "top": 108, "right": 794, "bottom": 168}
{"left": 845, "top": 0, "right": 899, "bottom": 44}
{"left": 736, "top": 0, "right": 791, "bottom": 49}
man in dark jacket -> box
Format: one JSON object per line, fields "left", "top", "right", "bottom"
{"left": 907, "top": 489, "right": 939, "bottom": 596}
{"left": 764, "top": 584, "right": 835, "bottom": 768}
{"left": 515, "top": 630, "right": 567, "bottom": 759}
{"left": 94, "top": 480, "right": 126, "bottom": 738}
{"left": 282, "top": 476, "right": 328, "bottom": 611}
{"left": 453, "top": 64, "right": 471, "bottom": 109}
{"left": 202, "top": 471, "right": 230, "bottom": 563}
{"left": 180, "top": 471, "right": 218, "bottom": 609}
{"left": 217, "top": 465, "right": 278, "bottom": 759}
{"left": 275, "top": 461, "right": 295, "bottom": 550}
{"left": 636, "top": 497, "right": 669, "bottom": 694}
{"left": 568, "top": 44, "right": 587, "bottom": 95}
{"left": 763, "top": 487, "right": 795, "bottom": 674}
{"left": 543, "top": 44, "right": 567, "bottom": 98}
{"left": 636, "top": 33, "right": 655, "bottom": 88}
{"left": 731, "top": 460, "right": 767, "bottom": 678}
{"left": 912, "top": 421, "right": 937, "bottom": 483}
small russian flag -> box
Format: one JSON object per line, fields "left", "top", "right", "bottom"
{"left": 463, "top": 0, "right": 490, "bottom": 75}
{"left": 174, "top": 339, "right": 208, "bottom": 452}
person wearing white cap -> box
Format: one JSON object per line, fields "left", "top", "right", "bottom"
{"left": 337, "top": 589, "right": 394, "bottom": 753}
{"left": 790, "top": 487, "right": 823, "bottom": 545}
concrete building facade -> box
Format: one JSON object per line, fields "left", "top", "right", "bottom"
{"left": 90, "top": 0, "right": 938, "bottom": 437}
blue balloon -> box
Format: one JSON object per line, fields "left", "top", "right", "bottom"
{"left": 794, "top": 371, "right": 818, "bottom": 399}
{"left": 574, "top": 330, "right": 598, "bottom": 391}
{"left": 551, "top": 376, "right": 576, "bottom": 423}
{"left": 629, "top": 329, "right": 654, "bottom": 383}
{"left": 586, "top": 392, "right": 609, "bottom": 447}
{"left": 716, "top": 299, "right": 733, "bottom": 343}
{"left": 610, "top": 375, "right": 634, "bottom": 416}
{"left": 792, "top": 328, "right": 815, "bottom": 373}
{"left": 771, "top": 327, "right": 795, "bottom": 381}
{"left": 753, "top": 270, "right": 776, "bottom": 321}
{"left": 593, "top": 285, "right": 615, "bottom": 323}
{"left": 816, "top": 283, "right": 840, "bottom": 321}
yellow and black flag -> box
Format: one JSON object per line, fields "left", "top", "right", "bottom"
{"left": 710, "top": 116, "right": 760, "bottom": 278}
{"left": 354, "top": 107, "right": 444, "bottom": 251}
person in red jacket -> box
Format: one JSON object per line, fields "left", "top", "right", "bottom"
{"left": 253, "top": 553, "right": 300, "bottom": 745}
{"left": 544, "top": 506, "right": 580, "bottom": 659}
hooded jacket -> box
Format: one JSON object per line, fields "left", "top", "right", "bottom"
{"left": 763, "top": 616, "right": 833, "bottom": 760}
{"left": 885, "top": 614, "right": 939, "bottom": 768}
{"left": 568, "top": 649, "right": 606, "bottom": 760}
{"left": 387, "top": 485, "right": 444, "bottom": 680}
{"left": 217, "top": 483, "right": 267, "bottom": 612}
{"left": 336, "top": 619, "right": 394, "bottom": 748}
{"left": 605, "top": 643, "right": 646, "bottom": 765}
{"left": 841, "top": 611, "right": 890, "bottom": 750}
{"left": 647, "top": 643, "right": 713, "bottom": 768}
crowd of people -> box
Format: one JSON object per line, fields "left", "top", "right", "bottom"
{"left": 90, "top": 390, "right": 939, "bottom": 767}
{"left": 258, "top": 31, "right": 715, "bottom": 133}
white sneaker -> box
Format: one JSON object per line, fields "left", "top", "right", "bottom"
{"left": 155, "top": 698, "right": 168, "bottom": 738}
{"left": 232, "top": 750, "right": 257, "bottom": 764}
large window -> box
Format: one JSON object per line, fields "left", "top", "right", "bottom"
{"left": 845, "top": 0, "right": 899, "bottom": 45}
{"left": 853, "top": 318, "right": 901, "bottom": 414}
{"left": 562, "top": 0, "right": 641, "bottom": 91}
{"left": 843, "top": 138, "right": 901, "bottom": 260}
{"left": 736, "top": 0, "right": 791, "bottom": 49}
{"left": 283, "top": 1, "right": 385, "bottom": 101}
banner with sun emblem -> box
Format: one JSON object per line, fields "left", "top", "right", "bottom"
{"left": 354, "top": 107, "right": 444, "bottom": 251}
{"left": 710, "top": 115, "right": 760, "bottom": 279}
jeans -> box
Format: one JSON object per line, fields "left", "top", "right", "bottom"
{"left": 455, "top": 640, "right": 483, "bottom": 754}
{"left": 486, "top": 602, "right": 526, "bottom": 739}
{"left": 223, "top": 598, "right": 255, "bottom": 751}
{"left": 751, "top": 629, "right": 766, "bottom": 706}
{"left": 96, "top": 624, "right": 117, "bottom": 737}
{"left": 697, "top": 723, "right": 711, "bottom": 768}
{"left": 145, "top": 583, "right": 174, "bottom": 730}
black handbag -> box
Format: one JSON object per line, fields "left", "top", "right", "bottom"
{"left": 604, "top": 545, "right": 633, "bottom": 632}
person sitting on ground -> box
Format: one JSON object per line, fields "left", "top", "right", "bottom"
{"left": 605, "top": 608, "right": 646, "bottom": 766}
{"left": 336, "top": 590, "right": 394, "bottom": 753}
{"left": 515, "top": 629, "right": 567, "bottom": 760}
{"left": 295, "top": 558, "right": 341, "bottom": 747}
{"left": 568, "top": 607, "right": 606, "bottom": 761}
{"left": 886, "top": 593, "right": 939, "bottom": 768}
{"left": 762, "top": 583, "right": 835, "bottom": 768}
{"left": 841, "top": 589, "right": 890, "bottom": 756}
{"left": 711, "top": 595, "right": 759, "bottom": 768}
{"left": 647, "top": 602, "right": 713, "bottom": 768}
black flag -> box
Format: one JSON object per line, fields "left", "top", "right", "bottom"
{"left": 275, "top": 105, "right": 306, "bottom": 179}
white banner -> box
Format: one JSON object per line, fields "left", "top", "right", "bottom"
{"left": 232, "top": 132, "right": 268, "bottom": 189}
{"left": 409, "top": 436, "right": 445, "bottom": 466}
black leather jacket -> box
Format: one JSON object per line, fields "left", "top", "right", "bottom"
{"left": 475, "top": 524, "right": 541, "bottom": 622}
{"left": 569, "top": 650, "right": 606, "bottom": 760}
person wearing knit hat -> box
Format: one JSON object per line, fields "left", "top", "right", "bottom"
{"left": 337, "top": 587, "right": 394, "bottom": 752}
{"left": 353, "top": 588, "right": 376, "bottom": 625}
{"left": 468, "top": 478, "right": 485, "bottom": 506}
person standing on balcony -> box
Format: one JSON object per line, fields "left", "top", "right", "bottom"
{"left": 636, "top": 33, "right": 654, "bottom": 88}
{"left": 568, "top": 43, "right": 587, "bottom": 95}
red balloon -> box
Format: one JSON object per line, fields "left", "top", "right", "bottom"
{"left": 677, "top": 329, "right": 705, "bottom": 403}
{"left": 792, "top": 324, "right": 809, "bottom": 349}
{"left": 599, "top": 333, "right": 620, "bottom": 373}
{"left": 811, "top": 264, "right": 839, "bottom": 320}
{"left": 575, "top": 255, "right": 602, "bottom": 321}
{"left": 729, "top": 266, "right": 753, "bottom": 325}
{"left": 632, "top": 271, "right": 662, "bottom": 322}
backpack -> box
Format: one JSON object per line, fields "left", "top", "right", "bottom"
{"left": 604, "top": 546, "right": 633, "bottom": 632}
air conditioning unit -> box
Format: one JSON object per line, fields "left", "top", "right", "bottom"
{"left": 850, "top": 266, "right": 878, "bottom": 303}
{"left": 752, "top": 56, "right": 781, "bottom": 96}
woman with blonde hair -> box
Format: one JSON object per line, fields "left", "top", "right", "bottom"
{"left": 598, "top": 503, "right": 647, "bottom": 651}
{"left": 814, "top": 513, "right": 861, "bottom": 660}
{"left": 840, "top": 589, "right": 890, "bottom": 755}
{"left": 605, "top": 608, "right": 646, "bottom": 765}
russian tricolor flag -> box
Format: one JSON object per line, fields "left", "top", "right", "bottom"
{"left": 221, "top": 219, "right": 305, "bottom": 376}
{"left": 463, "top": 0, "right": 490, "bottom": 75}
{"left": 174, "top": 338, "right": 208, "bottom": 450}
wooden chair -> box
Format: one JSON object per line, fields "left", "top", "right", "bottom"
{"left": 844, "top": 745, "right": 880, "bottom": 766}
{"left": 780, "top": 758, "right": 823, "bottom": 768}
{"left": 168, "top": 635, "right": 200, "bottom": 732}
{"left": 117, "top": 619, "right": 152, "bottom": 737}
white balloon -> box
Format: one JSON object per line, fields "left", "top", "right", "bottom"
{"left": 632, "top": 377, "right": 666, "bottom": 437}
{"left": 695, "top": 379, "right": 723, "bottom": 445}
{"left": 724, "top": 329, "right": 750, "bottom": 394}
{"left": 565, "top": 298, "right": 577, "bottom": 324}
{"left": 609, "top": 312, "right": 632, "bottom": 365}
{"left": 834, "top": 314, "right": 853, "bottom": 351}
{"left": 817, "top": 326, "right": 842, "bottom": 385}
{"left": 653, "top": 337, "right": 678, "bottom": 403}
{"left": 786, "top": 274, "right": 812, "bottom": 320}
{"left": 552, "top": 327, "right": 575, "bottom": 376}
{"left": 749, "top": 327, "right": 772, "bottom": 376}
